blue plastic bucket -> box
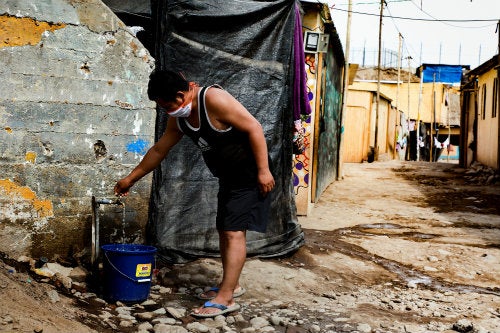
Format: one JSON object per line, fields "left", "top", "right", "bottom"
{"left": 101, "top": 244, "right": 157, "bottom": 303}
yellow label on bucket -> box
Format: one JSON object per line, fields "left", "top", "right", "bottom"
{"left": 136, "top": 263, "right": 152, "bottom": 277}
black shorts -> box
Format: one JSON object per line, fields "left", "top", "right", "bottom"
{"left": 216, "top": 186, "right": 271, "bottom": 233}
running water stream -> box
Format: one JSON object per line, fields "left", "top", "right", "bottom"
{"left": 116, "top": 198, "right": 126, "bottom": 243}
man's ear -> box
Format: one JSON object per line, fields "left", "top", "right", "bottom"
{"left": 175, "top": 91, "right": 185, "bottom": 101}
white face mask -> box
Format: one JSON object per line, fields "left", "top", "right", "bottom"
{"left": 167, "top": 86, "right": 194, "bottom": 118}
{"left": 167, "top": 102, "right": 192, "bottom": 118}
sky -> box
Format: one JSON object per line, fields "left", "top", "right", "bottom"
{"left": 327, "top": 0, "right": 500, "bottom": 69}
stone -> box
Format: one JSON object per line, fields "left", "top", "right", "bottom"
{"left": 46, "top": 263, "right": 73, "bottom": 277}
{"left": 136, "top": 312, "right": 154, "bottom": 321}
{"left": 141, "top": 299, "right": 157, "bottom": 306}
{"left": 186, "top": 322, "right": 210, "bottom": 332}
{"left": 138, "top": 322, "right": 154, "bottom": 331}
{"left": 68, "top": 266, "right": 88, "bottom": 282}
{"left": 152, "top": 317, "right": 177, "bottom": 325}
{"left": 166, "top": 307, "right": 186, "bottom": 319}
{"left": 250, "top": 317, "right": 270, "bottom": 329}
{"left": 357, "top": 323, "right": 372, "bottom": 333}
{"left": 153, "top": 323, "right": 188, "bottom": 333}
{"left": 46, "top": 290, "right": 60, "bottom": 303}
{"left": 119, "top": 320, "right": 134, "bottom": 328}
{"left": 52, "top": 272, "right": 72, "bottom": 290}
{"left": 153, "top": 307, "right": 167, "bottom": 315}
{"left": 452, "top": 319, "right": 473, "bottom": 333}
{"left": 269, "top": 316, "right": 283, "bottom": 326}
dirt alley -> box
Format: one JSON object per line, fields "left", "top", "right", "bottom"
{"left": 1, "top": 159, "right": 500, "bottom": 332}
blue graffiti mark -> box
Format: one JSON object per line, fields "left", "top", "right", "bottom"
{"left": 126, "top": 139, "right": 149, "bottom": 154}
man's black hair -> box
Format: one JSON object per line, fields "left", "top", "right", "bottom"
{"left": 147, "top": 69, "right": 189, "bottom": 101}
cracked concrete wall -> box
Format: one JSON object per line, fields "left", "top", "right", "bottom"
{"left": 0, "top": 0, "right": 156, "bottom": 261}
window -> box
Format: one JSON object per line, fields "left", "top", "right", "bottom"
{"left": 481, "top": 84, "right": 487, "bottom": 120}
{"left": 493, "top": 78, "right": 498, "bottom": 118}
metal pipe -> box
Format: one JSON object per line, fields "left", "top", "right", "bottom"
{"left": 91, "top": 196, "right": 124, "bottom": 266}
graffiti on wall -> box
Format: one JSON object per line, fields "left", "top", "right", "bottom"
{"left": 293, "top": 54, "right": 315, "bottom": 195}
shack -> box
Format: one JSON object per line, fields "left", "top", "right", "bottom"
{"left": 461, "top": 55, "right": 500, "bottom": 170}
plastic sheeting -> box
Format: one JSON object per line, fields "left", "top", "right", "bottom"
{"left": 421, "top": 64, "right": 464, "bottom": 84}
{"left": 148, "top": 0, "right": 304, "bottom": 263}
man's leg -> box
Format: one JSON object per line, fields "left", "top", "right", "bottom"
{"left": 194, "top": 230, "right": 246, "bottom": 315}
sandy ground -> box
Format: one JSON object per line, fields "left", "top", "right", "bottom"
{"left": 1, "top": 160, "right": 500, "bottom": 332}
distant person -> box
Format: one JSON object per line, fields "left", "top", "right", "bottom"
{"left": 114, "top": 70, "right": 275, "bottom": 318}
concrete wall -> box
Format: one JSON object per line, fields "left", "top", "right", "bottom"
{"left": 0, "top": 0, "right": 155, "bottom": 261}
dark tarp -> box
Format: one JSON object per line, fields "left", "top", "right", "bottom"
{"left": 149, "top": 0, "right": 304, "bottom": 263}
{"left": 101, "top": 0, "right": 151, "bottom": 15}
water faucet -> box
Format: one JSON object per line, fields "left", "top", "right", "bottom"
{"left": 91, "top": 196, "right": 125, "bottom": 266}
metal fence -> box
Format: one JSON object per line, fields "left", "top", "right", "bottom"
{"left": 350, "top": 47, "right": 400, "bottom": 68}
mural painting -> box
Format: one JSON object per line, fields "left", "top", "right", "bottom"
{"left": 293, "top": 54, "right": 316, "bottom": 196}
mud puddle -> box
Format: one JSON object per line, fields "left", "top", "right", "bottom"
{"left": 301, "top": 227, "right": 500, "bottom": 296}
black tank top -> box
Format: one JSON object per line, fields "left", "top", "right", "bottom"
{"left": 177, "top": 85, "right": 258, "bottom": 188}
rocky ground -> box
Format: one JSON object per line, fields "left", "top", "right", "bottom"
{"left": 1, "top": 160, "right": 500, "bottom": 333}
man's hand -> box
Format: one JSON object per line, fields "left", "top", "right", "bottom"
{"left": 114, "top": 177, "right": 135, "bottom": 197}
{"left": 257, "top": 169, "right": 275, "bottom": 196}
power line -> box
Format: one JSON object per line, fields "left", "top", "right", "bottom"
{"left": 408, "top": 0, "right": 496, "bottom": 29}
{"left": 384, "top": 3, "right": 417, "bottom": 66}
{"left": 331, "top": 7, "right": 499, "bottom": 22}
{"left": 335, "top": 0, "right": 411, "bottom": 5}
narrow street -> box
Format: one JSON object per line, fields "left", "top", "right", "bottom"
{"left": 292, "top": 160, "right": 500, "bottom": 332}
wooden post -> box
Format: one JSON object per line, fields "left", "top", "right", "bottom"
{"left": 338, "top": 0, "right": 352, "bottom": 180}
{"left": 430, "top": 73, "right": 437, "bottom": 162}
{"left": 396, "top": 34, "right": 402, "bottom": 159}
{"left": 311, "top": 52, "right": 323, "bottom": 203}
{"left": 497, "top": 20, "right": 500, "bottom": 170}
{"left": 406, "top": 55, "right": 412, "bottom": 160}
{"left": 374, "top": 0, "right": 385, "bottom": 161}
{"left": 416, "top": 65, "right": 424, "bottom": 161}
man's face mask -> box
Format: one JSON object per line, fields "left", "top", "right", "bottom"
{"left": 167, "top": 101, "right": 192, "bottom": 118}
{"left": 166, "top": 86, "right": 194, "bottom": 118}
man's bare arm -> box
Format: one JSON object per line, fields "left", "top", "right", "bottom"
{"left": 114, "top": 117, "right": 183, "bottom": 196}
{"left": 205, "top": 88, "right": 275, "bottom": 194}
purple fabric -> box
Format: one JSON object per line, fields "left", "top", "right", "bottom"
{"left": 293, "top": 3, "right": 312, "bottom": 121}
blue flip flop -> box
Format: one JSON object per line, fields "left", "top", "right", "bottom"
{"left": 195, "top": 286, "right": 246, "bottom": 300}
{"left": 191, "top": 301, "right": 240, "bottom": 318}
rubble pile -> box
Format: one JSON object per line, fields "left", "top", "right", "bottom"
{"left": 464, "top": 162, "right": 500, "bottom": 185}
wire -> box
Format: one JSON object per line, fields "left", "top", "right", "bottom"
{"left": 335, "top": 0, "right": 411, "bottom": 5}
{"left": 331, "top": 7, "right": 499, "bottom": 22}
{"left": 408, "top": 0, "right": 497, "bottom": 29}
{"left": 384, "top": 3, "right": 417, "bottom": 64}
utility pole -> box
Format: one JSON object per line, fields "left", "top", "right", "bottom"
{"left": 374, "top": 0, "right": 385, "bottom": 161}
{"left": 362, "top": 40, "right": 366, "bottom": 67}
{"left": 419, "top": 43, "right": 422, "bottom": 66}
{"left": 431, "top": 73, "right": 436, "bottom": 162}
{"left": 406, "top": 55, "right": 412, "bottom": 160}
{"left": 459, "top": 43, "right": 462, "bottom": 65}
{"left": 497, "top": 20, "right": 500, "bottom": 170}
{"left": 396, "top": 34, "right": 402, "bottom": 160}
{"left": 417, "top": 66, "right": 423, "bottom": 161}
{"left": 478, "top": 44, "right": 482, "bottom": 67}
{"left": 338, "top": 0, "right": 352, "bottom": 179}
